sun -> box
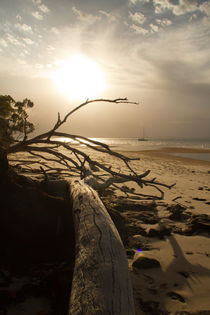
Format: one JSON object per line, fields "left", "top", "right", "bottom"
{"left": 50, "top": 54, "right": 106, "bottom": 100}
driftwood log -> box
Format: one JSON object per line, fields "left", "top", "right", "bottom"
{"left": 68, "top": 179, "right": 136, "bottom": 315}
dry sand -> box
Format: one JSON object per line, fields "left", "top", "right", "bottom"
{"left": 8, "top": 146, "right": 210, "bottom": 314}
{"left": 123, "top": 148, "right": 210, "bottom": 211}
{"left": 114, "top": 148, "right": 210, "bottom": 315}
{"left": 66, "top": 146, "right": 210, "bottom": 314}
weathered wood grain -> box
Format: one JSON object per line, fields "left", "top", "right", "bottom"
{"left": 69, "top": 179, "right": 136, "bottom": 315}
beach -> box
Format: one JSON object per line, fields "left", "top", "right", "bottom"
{"left": 7, "top": 145, "right": 210, "bottom": 314}
{"left": 110, "top": 147, "right": 210, "bottom": 315}
{"left": 122, "top": 147, "right": 210, "bottom": 210}
{"left": 50, "top": 144, "right": 210, "bottom": 314}
{"left": 77, "top": 145, "right": 210, "bottom": 314}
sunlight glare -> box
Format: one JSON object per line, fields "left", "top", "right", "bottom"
{"left": 51, "top": 54, "right": 106, "bottom": 100}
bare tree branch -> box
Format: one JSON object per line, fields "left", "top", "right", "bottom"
{"left": 7, "top": 98, "right": 174, "bottom": 200}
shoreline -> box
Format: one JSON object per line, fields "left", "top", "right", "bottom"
{"left": 116, "top": 147, "right": 210, "bottom": 166}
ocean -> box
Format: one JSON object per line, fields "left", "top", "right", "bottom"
{"left": 58, "top": 137, "right": 210, "bottom": 162}
{"left": 94, "top": 138, "right": 210, "bottom": 162}
{"left": 93, "top": 138, "right": 210, "bottom": 162}
{"left": 92, "top": 138, "right": 210, "bottom": 151}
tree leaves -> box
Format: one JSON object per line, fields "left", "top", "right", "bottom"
{"left": 0, "top": 95, "right": 34, "bottom": 147}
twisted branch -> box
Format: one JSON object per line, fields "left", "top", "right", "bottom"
{"left": 7, "top": 98, "right": 174, "bottom": 200}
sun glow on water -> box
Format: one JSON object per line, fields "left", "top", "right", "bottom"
{"left": 50, "top": 54, "right": 106, "bottom": 100}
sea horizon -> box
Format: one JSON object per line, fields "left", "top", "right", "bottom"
{"left": 93, "top": 138, "right": 210, "bottom": 162}
{"left": 55, "top": 136, "right": 210, "bottom": 162}
{"left": 91, "top": 137, "right": 210, "bottom": 149}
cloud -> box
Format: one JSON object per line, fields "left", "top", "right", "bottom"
{"left": 129, "top": 11, "right": 146, "bottom": 24}
{"left": 6, "top": 33, "right": 21, "bottom": 46}
{"left": 153, "top": 0, "right": 199, "bottom": 16}
{"left": 156, "top": 18, "right": 172, "bottom": 26}
{"left": 32, "top": 0, "right": 41, "bottom": 4}
{"left": 3, "top": 22, "right": 12, "bottom": 33}
{"left": 72, "top": 6, "right": 101, "bottom": 24}
{"left": 133, "top": 23, "right": 210, "bottom": 91}
{"left": 153, "top": 0, "right": 173, "bottom": 14}
{"left": 16, "top": 15, "right": 22, "bottom": 21}
{"left": 150, "top": 23, "right": 159, "bottom": 32}
{"left": 113, "top": 13, "right": 210, "bottom": 105}
{"left": 189, "top": 13, "right": 198, "bottom": 22}
{"left": 15, "top": 23, "right": 33, "bottom": 34}
{"left": 32, "top": 11, "right": 43, "bottom": 20}
{"left": 172, "top": 0, "right": 198, "bottom": 16}
{"left": 23, "top": 38, "right": 35, "bottom": 45}
{"left": 199, "top": 1, "right": 210, "bottom": 17}
{"left": 17, "top": 59, "right": 27, "bottom": 65}
{"left": 38, "top": 4, "right": 50, "bottom": 13}
{"left": 0, "top": 39, "right": 8, "bottom": 48}
{"left": 46, "top": 45, "right": 55, "bottom": 53}
{"left": 130, "top": 24, "right": 149, "bottom": 35}
{"left": 99, "top": 10, "right": 117, "bottom": 22}
{"left": 35, "top": 63, "right": 44, "bottom": 69}
{"left": 20, "top": 49, "right": 30, "bottom": 57}
{"left": 129, "top": 0, "right": 150, "bottom": 5}
{"left": 51, "top": 27, "right": 59, "bottom": 34}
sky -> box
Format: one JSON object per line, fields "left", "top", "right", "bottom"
{"left": 0, "top": 0, "right": 210, "bottom": 139}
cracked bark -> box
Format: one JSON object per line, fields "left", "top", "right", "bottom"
{"left": 68, "top": 179, "right": 136, "bottom": 315}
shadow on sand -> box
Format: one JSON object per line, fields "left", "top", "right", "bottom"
{"left": 133, "top": 233, "right": 210, "bottom": 315}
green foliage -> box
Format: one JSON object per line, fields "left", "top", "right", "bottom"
{"left": 0, "top": 95, "right": 15, "bottom": 118}
{"left": 0, "top": 95, "right": 35, "bottom": 147}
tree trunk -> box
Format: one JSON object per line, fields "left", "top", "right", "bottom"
{"left": 0, "top": 145, "right": 9, "bottom": 192}
{"left": 68, "top": 179, "right": 135, "bottom": 315}
{"left": 0, "top": 145, "right": 8, "bottom": 176}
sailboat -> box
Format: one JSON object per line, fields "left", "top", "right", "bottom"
{"left": 138, "top": 127, "right": 148, "bottom": 141}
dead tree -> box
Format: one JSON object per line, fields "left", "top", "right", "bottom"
{"left": 4, "top": 97, "right": 174, "bottom": 314}
{"left": 7, "top": 98, "right": 174, "bottom": 200}
{"left": 42, "top": 178, "right": 136, "bottom": 314}
{"left": 69, "top": 179, "right": 136, "bottom": 314}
